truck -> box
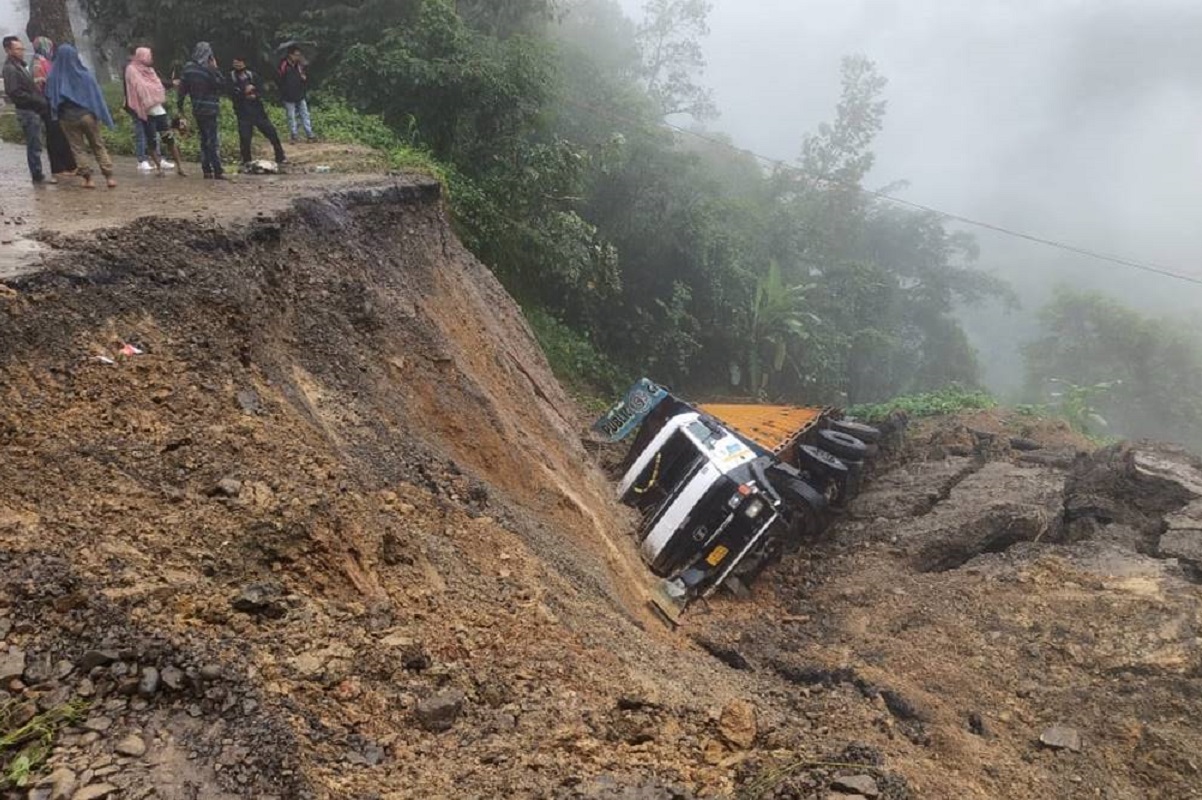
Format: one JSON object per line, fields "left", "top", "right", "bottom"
{"left": 593, "top": 378, "right": 885, "bottom": 622}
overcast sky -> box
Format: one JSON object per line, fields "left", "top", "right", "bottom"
{"left": 618, "top": 0, "right": 1202, "bottom": 284}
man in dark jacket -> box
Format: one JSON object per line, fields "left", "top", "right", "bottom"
{"left": 230, "top": 56, "right": 285, "bottom": 170}
{"left": 178, "top": 41, "right": 225, "bottom": 179}
{"left": 277, "top": 45, "right": 315, "bottom": 143}
{"left": 3, "top": 36, "right": 50, "bottom": 182}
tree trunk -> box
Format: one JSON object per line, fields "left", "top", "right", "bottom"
{"left": 27, "top": 0, "right": 75, "bottom": 45}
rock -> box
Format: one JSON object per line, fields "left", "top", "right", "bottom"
{"left": 231, "top": 584, "right": 286, "bottom": 618}
{"left": 36, "top": 684, "right": 74, "bottom": 713}
{"left": 1009, "top": 437, "right": 1042, "bottom": 452}
{"left": 236, "top": 389, "right": 261, "bottom": 414}
{"left": 718, "top": 699, "right": 757, "bottom": 749}
{"left": 0, "top": 647, "right": 27, "bottom": 684}
{"left": 1040, "top": 723, "right": 1083, "bottom": 752}
{"left": 213, "top": 477, "right": 243, "bottom": 498}
{"left": 968, "top": 711, "right": 989, "bottom": 737}
{"left": 82, "top": 715, "right": 112, "bottom": 733}
{"left": 76, "top": 678, "right": 95, "bottom": 698}
{"left": 138, "top": 666, "right": 160, "bottom": 697}
{"left": 160, "top": 665, "right": 185, "bottom": 690}
{"left": 114, "top": 734, "right": 147, "bottom": 758}
{"left": 70, "top": 784, "right": 118, "bottom": 800}
{"left": 24, "top": 653, "right": 56, "bottom": 685}
{"left": 199, "top": 663, "right": 223, "bottom": 682}
{"left": 289, "top": 651, "right": 329, "bottom": 679}
{"left": 831, "top": 775, "right": 880, "bottom": 797}
{"left": 78, "top": 650, "right": 118, "bottom": 671}
{"left": 41, "top": 769, "right": 78, "bottom": 800}
{"left": 1159, "top": 500, "right": 1202, "bottom": 563}
{"left": 415, "top": 689, "right": 465, "bottom": 732}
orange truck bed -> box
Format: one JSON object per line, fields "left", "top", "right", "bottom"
{"left": 698, "top": 403, "right": 828, "bottom": 456}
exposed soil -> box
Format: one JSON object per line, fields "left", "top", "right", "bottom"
{"left": 2, "top": 175, "right": 1201, "bottom": 800}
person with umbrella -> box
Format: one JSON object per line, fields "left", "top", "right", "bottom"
{"left": 46, "top": 43, "right": 117, "bottom": 189}
{"left": 178, "top": 41, "right": 226, "bottom": 179}
{"left": 30, "top": 37, "right": 77, "bottom": 179}
{"left": 277, "top": 43, "right": 316, "bottom": 143}
{"left": 229, "top": 55, "right": 286, "bottom": 171}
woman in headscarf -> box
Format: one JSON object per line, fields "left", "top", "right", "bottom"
{"left": 29, "top": 37, "right": 77, "bottom": 178}
{"left": 177, "top": 41, "right": 226, "bottom": 179}
{"left": 46, "top": 43, "right": 116, "bottom": 189}
{"left": 124, "top": 47, "right": 186, "bottom": 176}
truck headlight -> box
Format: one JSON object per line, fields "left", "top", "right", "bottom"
{"left": 743, "top": 498, "right": 765, "bottom": 518}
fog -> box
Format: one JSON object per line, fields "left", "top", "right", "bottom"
{"left": 618, "top": 0, "right": 1202, "bottom": 393}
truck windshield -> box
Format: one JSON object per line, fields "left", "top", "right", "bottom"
{"left": 628, "top": 430, "right": 706, "bottom": 526}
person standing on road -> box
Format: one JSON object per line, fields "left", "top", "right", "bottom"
{"left": 229, "top": 56, "right": 286, "bottom": 171}
{"left": 3, "top": 36, "right": 51, "bottom": 183}
{"left": 30, "top": 37, "right": 77, "bottom": 179}
{"left": 125, "top": 47, "right": 186, "bottom": 177}
{"left": 178, "top": 41, "right": 226, "bottom": 180}
{"left": 46, "top": 43, "right": 117, "bottom": 189}
{"left": 277, "top": 45, "right": 315, "bottom": 143}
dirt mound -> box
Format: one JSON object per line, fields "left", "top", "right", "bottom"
{"left": 0, "top": 182, "right": 763, "bottom": 799}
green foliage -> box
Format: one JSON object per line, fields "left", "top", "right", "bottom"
{"left": 61, "top": 0, "right": 1019, "bottom": 414}
{"left": 847, "top": 386, "right": 997, "bottom": 423}
{"left": 1, "top": 699, "right": 87, "bottom": 788}
{"left": 523, "top": 305, "right": 627, "bottom": 397}
{"left": 1023, "top": 288, "right": 1202, "bottom": 448}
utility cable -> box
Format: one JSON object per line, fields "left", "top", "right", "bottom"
{"left": 563, "top": 97, "right": 1202, "bottom": 288}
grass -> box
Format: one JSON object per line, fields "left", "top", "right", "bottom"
{"left": 847, "top": 386, "right": 998, "bottom": 423}
{"left": 0, "top": 699, "right": 88, "bottom": 788}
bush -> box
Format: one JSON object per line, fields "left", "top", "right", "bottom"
{"left": 523, "top": 305, "right": 627, "bottom": 401}
{"left": 847, "top": 386, "right": 997, "bottom": 423}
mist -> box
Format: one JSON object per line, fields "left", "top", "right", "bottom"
{"left": 617, "top": 0, "right": 1202, "bottom": 395}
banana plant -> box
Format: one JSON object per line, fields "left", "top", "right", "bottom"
{"left": 745, "top": 261, "right": 817, "bottom": 396}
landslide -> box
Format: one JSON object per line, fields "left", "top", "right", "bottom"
{"left": 0, "top": 180, "right": 769, "bottom": 799}
{"left": 3, "top": 179, "right": 1202, "bottom": 800}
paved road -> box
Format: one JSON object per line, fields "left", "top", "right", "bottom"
{"left": 0, "top": 140, "right": 395, "bottom": 280}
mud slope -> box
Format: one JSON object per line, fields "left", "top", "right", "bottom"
{"left": 0, "top": 180, "right": 774, "bottom": 800}
{"left": 692, "top": 416, "right": 1202, "bottom": 800}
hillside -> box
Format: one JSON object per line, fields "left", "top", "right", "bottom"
{"left": 1, "top": 174, "right": 1200, "bottom": 800}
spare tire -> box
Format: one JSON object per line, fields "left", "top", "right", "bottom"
{"left": 830, "top": 419, "right": 883, "bottom": 444}
{"left": 818, "top": 429, "right": 869, "bottom": 462}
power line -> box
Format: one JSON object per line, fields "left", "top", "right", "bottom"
{"left": 565, "top": 97, "right": 1202, "bottom": 288}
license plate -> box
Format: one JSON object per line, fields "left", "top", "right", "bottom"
{"left": 706, "top": 545, "right": 729, "bottom": 566}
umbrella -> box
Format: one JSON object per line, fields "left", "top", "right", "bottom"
{"left": 274, "top": 40, "right": 318, "bottom": 57}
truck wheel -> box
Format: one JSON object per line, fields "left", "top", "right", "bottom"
{"left": 818, "top": 429, "right": 869, "bottom": 462}
{"left": 830, "top": 419, "right": 882, "bottom": 443}
{"left": 777, "top": 477, "right": 828, "bottom": 543}
{"left": 798, "top": 444, "right": 848, "bottom": 479}
{"left": 724, "top": 576, "right": 752, "bottom": 599}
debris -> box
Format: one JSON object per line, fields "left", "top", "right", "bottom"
{"left": 314, "top": 165, "right": 332, "bottom": 174}
{"left": 415, "top": 689, "right": 465, "bottom": 732}
{"left": 831, "top": 775, "right": 880, "bottom": 798}
{"left": 119, "top": 343, "right": 144, "bottom": 356}
{"left": 718, "top": 699, "right": 757, "bottom": 749}
{"left": 70, "top": 783, "right": 119, "bottom": 800}
{"left": 138, "top": 666, "right": 160, "bottom": 697}
{"left": 114, "top": 734, "right": 147, "bottom": 757}
{"left": 93, "top": 355, "right": 116, "bottom": 365}
{"left": 1040, "top": 724, "right": 1083, "bottom": 752}
{"left": 231, "top": 583, "right": 287, "bottom": 618}
{"left": 212, "top": 477, "right": 243, "bottom": 498}
{"left": 0, "top": 647, "right": 27, "bottom": 684}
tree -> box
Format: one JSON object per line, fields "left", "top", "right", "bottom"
{"left": 744, "top": 262, "right": 814, "bottom": 396}
{"left": 635, "top": 0, "right": 716, "bottom": 119}
{"left": 27, "top": 0, "right": 74, "bottom": 44}
{"left": 1024, "top": 288, "right": 1202, "bottom": 448}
